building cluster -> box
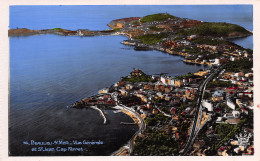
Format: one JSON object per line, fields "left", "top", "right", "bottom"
{"left": 71, "top": 69, "right": 207, "bottom": 148}
{"left": 190, "top": 67, "right": 253, "bottom": 155}
{"left": 108, "top": 69, "right": 203, "bottom": 117}
{"left": 71, "top": 63, "right": 253, "bottom": 156}
{"left": 71, "top": 14, "right": 254, "bottom": 155}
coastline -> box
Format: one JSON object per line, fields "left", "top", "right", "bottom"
{"left": 8, "top": 9, "right": 254, "bottom": 156}
{"left": 111, "top": 105, "right": 145, "bottom": 156}
{"left": 110, "top": 107, "right": 141, "bottom": 156}
{"left": 65, "top": 27, "right": 252, "bottom": 155}
{"left": 8, "top": 28, "right": 119, "bottom": 37}
{"left": 17, "top": 26, "right": 251, "bottom": 156}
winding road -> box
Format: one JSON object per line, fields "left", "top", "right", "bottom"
{"left": 111, "top": 104, "right": 145, "bottom": 155}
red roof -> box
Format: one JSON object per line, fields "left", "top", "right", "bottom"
{"left": 226, "top": 86, "right": 238, "bottom": 90}
{"left": 170, "top": 108, "right": 176, "bottom": 112}
{"left": 219, "top": 147, "right": 225, "bottom": 151}
{"left": 215, "top": 108, "right": 220, "bottom": 112}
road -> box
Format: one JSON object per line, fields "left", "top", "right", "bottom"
{"left": 181, "top": 65, "right": 222, "bottom": 155}
{"left": 118, "top": 104, "right": 145, "bottom": 153}
{"left": 111, "top": 104, "right": 145, "bottom": 155}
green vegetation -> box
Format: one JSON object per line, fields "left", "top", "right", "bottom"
{"left": 179, "top": 103, "right": 186, "bottom": 111}
{"left": 174, "top": 72, "right": 195, "bottom": 80}
{"left": 132, "top": 21, "right": 139, "bottom": 25}
{"left": 162, "top": 107, "right": 169, "bottom": 113}
{"left": 122, "top": 74, "right": 152, "bottom": 83}
{"left": 225, "top": 59, "right": 253, "bottom": 73}
{"left": 132, "top": 129, "right": 179, "bottom": 155}
{"left": 173, "top": 36, "right": 182, "bottom": 40}
{"left": 113, "top": 28, "right": 120, "bottom": 32}
{"left": 204, "top": 53, "right": 222, "bottom": 59}
{"left": 219, "top": 103, "right": 233, "bottom": 112}
{"left": 210, "top": 119, "right": 247, "bottom": 153}
{"left": 179, "top": 96, "right": 197, "bottom": 112}
{"left": 182, "top": 47, "right": 202, "bottom": 54}
{"left": 193, "top": 37, "right": 233, "bottom": 46}
{"left": 184, "top": 56, "right": 197, "bottom": 60}
{"left": 178, "top": 22, "right": 250, "bottom": 37}
{"left": 203, "top": 91, "right": 211, "bottom": 100}
{"left": 207, "top": 80, "right": 233, "bottom": 88}
{"left": 149, "top": 26, "right": 163, "bottom": 31}
{"left": 145, "top": 113, "right": 170, "bottom": 126}
{"left": 172, "top": 46, "right": 211, "bottom": 56}
{"left": 140, "top": 13, "right": 177, "bottom": 23}
{"left": 151, "top": 97, "right": 162, "bottom": 104}
{"left": 53, "top": 28, "right": 63, "bottom": 31}
{"left": 177, "top": 120, "right": 191, "bottom": 132}
{"left": 135, "top": 33, "right": 168, "bottom": 45}
{"left": 214, "top": 123, "right": 235, "bottom": 140}
{"left": 171, "top": 46, "right": 184, "bottom": 52}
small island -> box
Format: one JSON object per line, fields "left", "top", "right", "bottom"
{"left": 9, "top": 13, "right": 253, "bottom": 156}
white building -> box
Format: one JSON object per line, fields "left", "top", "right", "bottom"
{"left": 183, "top": 79, "right": 188, "bottom": 85}
{"left": 160, "top": 76, "right": 167, "bottom": 84}
{"left": 245, "top": 73, "right": 253, "bottom": 78}
{"left": 169, "top": 78, "right": 175, "bottom": 86}
{"left": 232, "top": 110, "right": 240, "bottom": 118}
{"left": 226, "top": 97, "right": 236, "bottom": 110}
{"left": 216, "top": 117, "right": 223, "bottom": 123}
{"left": 231, "top": 79, "right": 237, "bottom": 84}
{"left": 126, "top": 84, "right": 133, "bottom": 90}
{"left": 230, "top": 56, "right": 238, "bottom": 62}
{"left": 98, "top": 88, "right": 109, "bottom": 94}
{"left": 202, "top": 100, "right": 213, "bottom": 111}
{"left": 214, "top": 58, "right": 220, "bottom": 65}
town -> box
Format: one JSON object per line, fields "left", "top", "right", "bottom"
{"left": 67, "top": 13, "right": 253, "bottom": 156}
{"left": 71, "top": 61, "right": 253, "bottom": 156}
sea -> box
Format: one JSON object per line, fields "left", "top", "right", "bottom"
{"left": 9, "top": 5, "right": 253, "bottom": 156}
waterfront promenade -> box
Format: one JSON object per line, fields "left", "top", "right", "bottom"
{"left": 111, "top": 105, "right": 145, "bottom": 156}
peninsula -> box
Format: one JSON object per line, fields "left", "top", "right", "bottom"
{"left": 9, "top": 13, "right": 253, "bottom": 66}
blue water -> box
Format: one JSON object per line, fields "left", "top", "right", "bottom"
{"left": 9, "top": 34, "right": 208, "bottom": 156}
{"left": 9, "top": 5, "right": 253, "bottom": 156}
{"left": 10, "top": 5, "right": 253, "bottom": 31}
{"left": 230, "top": 35, "right": 253, "bottom": 50}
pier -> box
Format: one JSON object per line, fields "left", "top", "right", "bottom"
{"left": 120, "top": 122, "right": 136, "bottom": 125}
{"left": 90, "top": 106, "right": 107, "bottom": 124}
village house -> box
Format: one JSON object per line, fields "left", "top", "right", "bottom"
{"left": 226, "top": 97, "right": 236, "bottom": 110}
{"left": 119, "top": 89, "right": 128, "bottom": 96}
{"left": 136, "top": 94, "right": 148, "bottom": 103}
{"left": 126, "top": 84, "right": 133, "bottom": 90}
{"left": 202, "top": 100, "right": 213, "bottom": 112}
{"left": 98, "top": 88, "right": 109, "bottom": 94}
